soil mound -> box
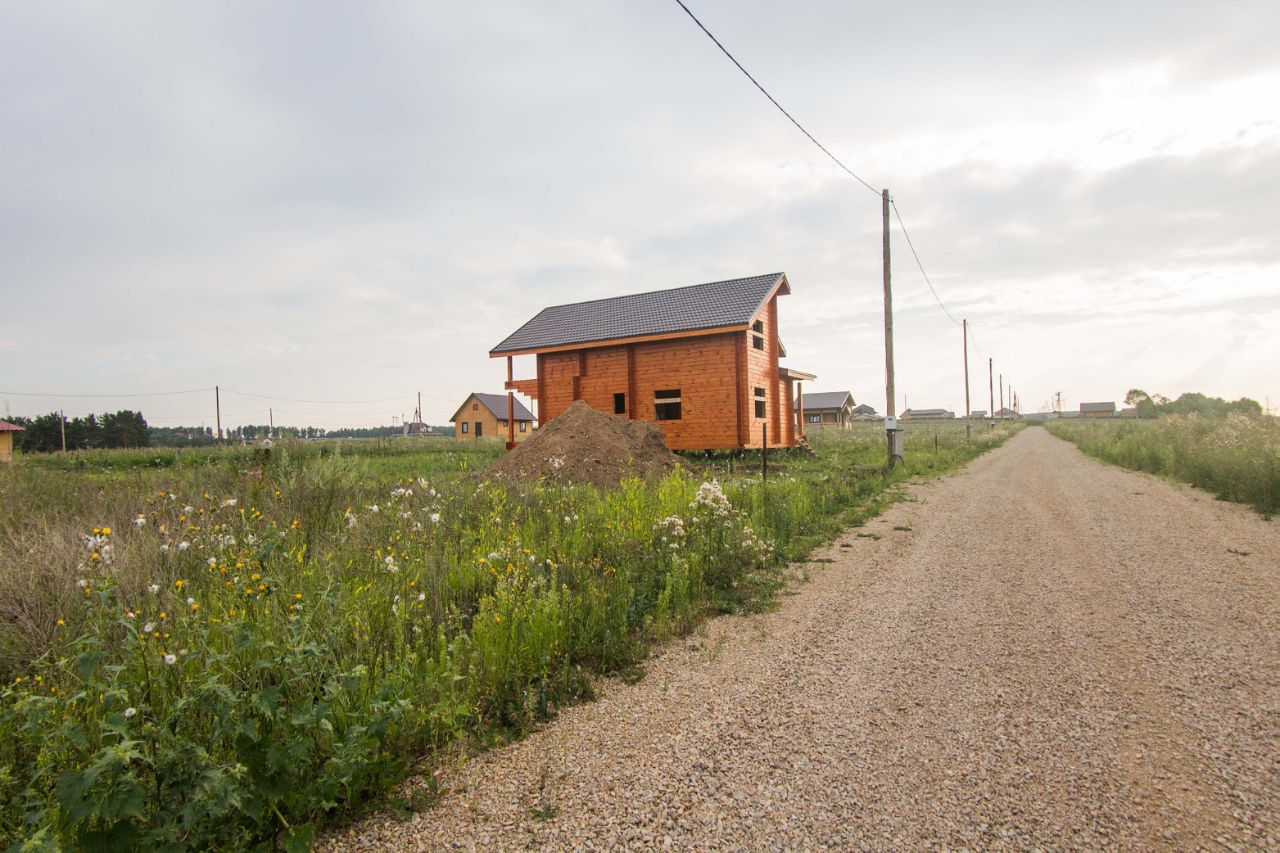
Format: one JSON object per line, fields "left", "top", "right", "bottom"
{"left": 484, "top": 400, "right": 685, "bottom": 489}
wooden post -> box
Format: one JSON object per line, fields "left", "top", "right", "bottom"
{"left": 506, "top": 357, "right": 516, "bottom": 450}
{"left": 796, "top": 382, "right": 805, "bottom": 439}
{"left": 761, "top": 423, "right": 767, "bottom": 485}
{"left": 215, "top": 385, "right": 222, "bottom": 443}
{"left": 963, "top": 319, "right": 971, "bottom": 442}
{"left": 882, "top": 188, "right": 899, "bottom": 467}
{"left": 59, "top": 410, "right": 66, "bottom": 452}
{"left": 269, "top": 407, "right": 273, "bottom": 439}
{"left": 999, "top": 374, "right": 1004, "bottom": 417}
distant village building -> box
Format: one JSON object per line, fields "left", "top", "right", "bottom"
{"left": 404, "top": 421, "right": 444, "bottom": 437}
{"left": 797, "top": 391, "right": 856, "bottom": 429}
{"left": 0, "top": 420, "right": 22, "bottom": 463}
{"left": 1117, "top": 406, "right": 1139, "bottom": 419}
{"left": 1080, "top": 402, "right": 1117, "bottom": 418}
{"left": 994, "top": 407, "right": 1020, "bottom": 420}
{"left": 490, "top": 273, "right": 816, "bottom": 450}
{"left": 901, "top": 408, "right": 955, "bottom": 421}
{"left": 849, "top": 403, "right": 879, "bottom": 420}
{"left": 970, "top": 409, "right": 988, "bottom": 419}
{"left": 450, "top": 393, "right": 536, "bottom": 441}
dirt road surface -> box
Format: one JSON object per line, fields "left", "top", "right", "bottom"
{"left": 327, "top": 427, "right": 1279, "bottom": 851}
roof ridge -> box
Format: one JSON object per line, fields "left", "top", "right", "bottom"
{"left": 528, "top": 273, "right": 784, "bottom": 314}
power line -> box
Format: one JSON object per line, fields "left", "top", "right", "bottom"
{"left": 671, "top": 0, "right": 880, "bottom": 197}
{"left": 0, "top": 387, "right": 212, "bottom": 398}
{"left": 890, "top": 200, "right": 961, "bottom": 327}
{"left": 219, "top": 389, "right": 412, "bottom": 405}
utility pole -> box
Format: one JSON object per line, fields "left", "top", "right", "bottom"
{"left": 215, "top": 385, "right": 223, "bottom": 443}
{"left": 269, "top": 407, "right": 274, "bottom": 439}
{"left": 999, "top": 374, "right": 1004, "bottom": 416}
{"left": 988, "top": 358, "right": 994, "bottom": 429}
{"left": 59, "top": 410, "right": 66, "bottom": 452}
{"left": 963, "top": 319, "right": 971, "bottom": 442}
{"left": 882, "top": 188, "right": 899, "bottom": 467}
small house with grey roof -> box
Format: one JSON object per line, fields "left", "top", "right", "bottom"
{"left": 490, "top": 273, "right": 815, "bottom": 450}
{"left": 797, "top": 391, "right": 857, "bottom": 430}
{"left": 450, "top": 393, "right": 537, "bottom": 442}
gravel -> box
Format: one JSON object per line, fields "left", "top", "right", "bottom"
{"left": 324, "top": 427, "right": 1279, "bottom": 851}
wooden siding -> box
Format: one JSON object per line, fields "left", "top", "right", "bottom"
{"left": 0, "top": 432, "right": 12, "bottom": 463}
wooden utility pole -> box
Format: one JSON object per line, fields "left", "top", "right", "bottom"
{"left": 762, "top": 423, "right": 768, "bottom": 484}
{"left": 988, "top": 358, "right": 994, "bottom": 429}
{"left": 215, "top": 385, "right": 223, "bottom": 443}
{"left": 882, "top": 188, "right": 899, "bottom": 467}
{"left": 999, "top": 374, "right": 1004, "bottom": 415}
{"left": 268, "top": 407, "right": 273, "bottom": 438}
{"left": 59, "top": 410, "right": 66, "bottom": 452}
{"left": 963, "top": 319, "right": 971, "bottom": 442}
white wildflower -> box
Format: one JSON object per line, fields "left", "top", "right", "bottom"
{"left": 429, "top": 512, "right": 441, "bottom": 523}
{"left": 143, "top": 622, "right": 156, "bottom": 633}
{"left": 148, "top": 584, "right": 160, "bottom": 594}
{"left": 345, "top": 511, "right": 358, "bottom": 529}
{"left": 207, "top": 557, "right": 217, "bottom": 568}
{"left": 76, "top": 578, "right": 88, "bottom": 588}
{"left": 163, "top": 653, "right": 176, "bottom": 665}
{"left": 133, "top": 516, "right": 146, "bottom": 527}
{"left": 186, "top": 597, "right": 195, "bottom": 606}
{"left": 123, "top": 707, "right": 137, "bottom": 719}
{"left": 417, "top": 592, "right": 425, "bottom": 602}
{"left": 177, "top": 541, "right": 190, "bottom": 551}
{"left": 367, "top": 504, "right": 380, "bottom": 513}
{"left": 222, "top": 499, "right": 238, "bottom": 508}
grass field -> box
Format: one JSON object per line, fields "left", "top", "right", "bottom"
{"left": 1045, "top": 415, "right": 1280, "bottom": 517}
{"left": 0, "top": 422, "right": 1017, "bottom": 849}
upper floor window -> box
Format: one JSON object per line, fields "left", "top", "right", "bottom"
{"left": 754, "top": 386, "right": 766, "bottom": 419}
{"left": 751, "top": 319, "right": 765, "bottom": 351}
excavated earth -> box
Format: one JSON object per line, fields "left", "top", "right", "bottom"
{"left": 328, "top": 427, "right": 1278, "bottom": 850}
{"left": 483, "top": 400, "right": 685, "bottom": 489}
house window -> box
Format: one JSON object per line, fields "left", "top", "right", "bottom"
{"left": 499, "top": 419, "right": 508, "bottom": 428}
{"left": 807, "top": 414, "right": 821, "bottom": 424}
{"left": 754, "top": 387, "right": 766, "bottom": 419}
{"left": 472, "top": 403, "right": 478, "bottom": 411}
{"left": 614, "top": 392, "right": 626, "bottom": 415}
{"left": 461, "top": 422, "right": 469, "bottom": 434}
{"left": 654, "top": 389, "right": 682, "bottom": 421}
{"left": 519, "top": 421, "right": 528, "bottom": 433}
{"left": 474, "top": 422, "right": 483, "bottom": 438}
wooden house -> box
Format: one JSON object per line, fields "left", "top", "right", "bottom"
{"left": 901, "top": 408, "right": 955, "bottom": 421}
{"left": 797, "top": 391, "right": 856, "bottom": 429}
{"left": 0, "top": 420, "right": 22, "bottom": 463}
{"left": 1080, "top": 402, "right": 1116, "bottom": 418}
{"left": 450, "top": 393, "right": 536, "bottom": 442}
{"left": 490, "top": 273, "right": 815, "bottom": 450}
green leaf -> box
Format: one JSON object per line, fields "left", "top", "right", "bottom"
{"left": 281, "top": 823, "right": 315, "bottom": 853}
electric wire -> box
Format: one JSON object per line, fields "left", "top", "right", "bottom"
{"left": 890, "top": 200, "right": 961, "bottom": 327}
{"left": 671, "top": 0, "right": 880, "bottom": 196}
{"left": 0, "top": 387, "right": 213, "bottom": 398}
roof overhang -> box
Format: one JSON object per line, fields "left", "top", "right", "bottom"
{"left": 490, "top": 323, "right": 749, "bottom": 358}
{"left": 779, "top": 367, "right": 817, "bottom": 382}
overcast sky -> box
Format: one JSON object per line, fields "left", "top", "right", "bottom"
{"left": 2, "top": 1, "right": 1276, "bottom": 428}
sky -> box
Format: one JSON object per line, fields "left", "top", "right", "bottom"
{"left": 1, "top": 0, "right": 1277, "bottom": 429}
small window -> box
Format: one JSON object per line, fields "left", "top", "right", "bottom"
{"left": 500, "top": 419, "right": 508, "bottom": 427}
{"left": 752, "top": 320, "right": 764, "bottom": 333}
{"left": 519, "top": 421, "right": 528, "bottom": 433}
{"left": 807, "top": 414, "right": 821, "bottom": 424}
{"left": 472, "top": 403, "right": 478, "bottom": 411}
{"left": 461, "top": 422, "right": 469, "bottom": 434}
{"left": 754, "top": 387, "right": 766, "bottom": 419}
{"left": 751, "top": 320, "right": 765, "bottom": 351}
{"left": 654, "top": 389, "right": 682, "bottom": 421}
{"left": 614, "top": 392, "right": 626, "bottom": 415}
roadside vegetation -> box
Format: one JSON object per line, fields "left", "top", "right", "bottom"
{"left": 1046, "top": 414, "right": 1279, "bottom": 517}
{"left": 0, "top": 423, "right": 1017, "bottom": 850}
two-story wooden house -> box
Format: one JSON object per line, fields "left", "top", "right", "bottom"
{"left": 490, "top": 273, "right": 814, "bottom": 450}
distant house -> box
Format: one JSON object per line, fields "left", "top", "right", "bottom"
{"left": 797, "top": 391, "right": 855, "bottom": 430}
{"left": 490, "top": 273, "right": 816, "bottom": 450}
{"left": 849, "top": 403, "right": 880, "bottom": 422}
{"left": 1080, "top": 402, "right": 1116, "bottom": 418}
{"left": 1117, "top": 407, "right": 1139, "bottom": 419}
{"left": 901, "top": 408, "right": 955, "bottom": 420}
{"left": 0, "top": 420, "right": 22, "bottom": 463}
{"left": 404, "top": 421, "right": 445, "bottom": 438}
{"left": 450, "top": 393, "right": 536, "bottom": 441}
{"left": 994, "top": 407, "right": 1020, "bottom": 420}
{"left": 970, "top": 409, "right": 988, "bottom": 419}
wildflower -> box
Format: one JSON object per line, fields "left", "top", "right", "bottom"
{"left": 207, "top": 557, "right": 218, "bottom": 568}
{"left": 222, "top": 499, "right": 238, "bottom": 507}
{"left": 148, "top": 584, "right": 160, "bottom": 594}
{"left": 177, "top": 541, "right": 190, "bottom": 551}
{"left": 367, "top": 504, "right": 380, "bottom": 513}
{"left": 163, "top": 653, "right": 177, "bottom": 665}
{"left": 160, "top": 544, "right": 170, "bottom": 553}
{"left": 430, "top": 512, "right": 441, "bottom": 523}
{"left": 101, "top": 527, "right": 111, "bottom": 536}
{"left": 417, "top": 592, "right": 425, "bottom": 602}
{"left": 175, "top": 579, "right": 187, "bottom": 590}
{"left": 56, "top": 618, "right": 65, "bottom": 627}
{"left": 76, "top": 578, "right": 88, "bottom": 588}
{"left": 143, "top": 622, "right": 156, "bottom": 633}
{"left": 186, "top": 597, "right": 195, "bottom": 606}
{"left": 124, "top": 707, "right": 137, "bottom": 718}
{"left": 345, "top": 511, "right": 358, "bottom": 529}
{"left": 133, "top": 516, "right": 146, "bottom": 527}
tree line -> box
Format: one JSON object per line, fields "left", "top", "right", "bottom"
{"left": 1123, "top": 390, "right": 1264, "bottom": 419}
{"left": 6, "top": 412, "right": 454, "bottom": 453}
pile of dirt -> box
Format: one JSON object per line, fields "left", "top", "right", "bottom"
{"left": 484, "top": 400, "right": 686, "bottom": 489}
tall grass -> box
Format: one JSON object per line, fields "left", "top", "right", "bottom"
{"left": 1046, "top": 415, "right": 1280, "bottom": 516}
{"left": 0, "top": 425, "right": 1017, "bottom": 849}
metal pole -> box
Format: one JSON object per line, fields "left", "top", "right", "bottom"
{"left": 761, "top": 422, "right": 767, "bottom": 485}
{"left": 882, "top": 188, "right": 898, "bottom": 467}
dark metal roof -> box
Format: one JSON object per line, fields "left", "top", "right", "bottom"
{"left": 451, "top": 393, "right": 536, "bottom": 423}
{"left": 491, "top": 273, "right": 787, "bottom": 355}
{"left": 1079, "top": 402, "right": 1116, "bottom": 413}
{"left": 798, "top": 391, "right": 854, "bottom": 411}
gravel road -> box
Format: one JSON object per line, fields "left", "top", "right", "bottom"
{"left": 326, "top": 427, "right": 1279, "bottom": 851}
